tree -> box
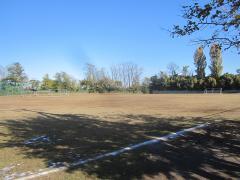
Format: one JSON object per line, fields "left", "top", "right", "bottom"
{"left": 85, "top": 63, "right": 97, "bottom": 83}
{"left": 6, "top": 62, "right": 28, "bottom": 83}
{"left": 110, "top": 65, "right": 121, "bottom": 83}
{"left": 41, "top": 74, "right": 54, "bottom": 90}
{"left": 141, "top": 77, "right": 151, "bottom": 93}
{"left": 209, "top": 44, "right": 223, "bottom": 78}
{"left": 158, "top": 71, "right": 169, "bottom": 89}
{"left": 54, "top": 72, "right": 77, "bottom": 91}
{"left": 234, "top": 75, "right": 240, "bottom": 89}
{"left": 197, "top": 78, "right": 205, "bottom": 90}
{"left": 0, "top": 65, "right": 6, "bottom": 81}
{"left": 167, "top": 63, "right": 179, "bottom": 76}
{"left": 194, "top": 46, "right": 207, "bottom": 79}
{"left": 171, "top": 0, "right": 240, "bottom": 52}
{"left": 80, "top": 79, "right": 95, "bottom": 92}
{"left": 110, "top": 63, "right": 142, "bottom": 89}
{"left": 149, "top": 75, "right": 160, "bottom": 92}
{"left": 83, "top": 64, "right": 125, "bottom": 93}
{"left": 220, "top": 73, "right": 234, "bottom": 89}
{"left": 206, "top": 76, "right": 217, "bottom": 88}
{"left": 182, "top": 65, "right": 190, "bottom": 76}
{"left": 29, "top": 80, "right": 40, "bottom": 90}
{"left": 237, "top": 68, "right": 240, "bottom": 75}
{"left": 129, "top": 63, "right": 142, "bottom": 90}
{"left": 187, "top": 76, "right": 198, "bottom": 89}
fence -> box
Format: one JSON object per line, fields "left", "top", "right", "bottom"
{"left": 151, "top": 90, "right": 205, "bottom": 94}
{"left": 0, "top": 82, "right": 72, "bottom": 96}
{"left": 0, "top": 82, "right": 29, "bottom": 96}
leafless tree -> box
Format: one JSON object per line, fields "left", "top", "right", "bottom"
{"left": 110, "top": 63, "right": 142, "bottom": 88}
{"left": 85, "top": 63, "right": 97, "bottom": 82}
{"left": 110, "top": 65, "right": 121, "bottom": 82}
{"left": 167, "top": 63, "right": 179, "bottom": 76}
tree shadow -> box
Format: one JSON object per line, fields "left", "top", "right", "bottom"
{"left": 80, "top": 120, "right": 240, "bottom": 179}
{"left": 0, "top": 109, "right": 239, "bottom": 179}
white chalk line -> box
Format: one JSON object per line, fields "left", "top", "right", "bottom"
{"left": 15, "top": 123, "right": 210, "bottom": 180}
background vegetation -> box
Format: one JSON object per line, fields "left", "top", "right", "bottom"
{"left": 0, "top": 44, "right": 240, "bottom": 94}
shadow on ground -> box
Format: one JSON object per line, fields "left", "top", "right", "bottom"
{"left": 0, "top": 109, "right": 240, "bottom": 179}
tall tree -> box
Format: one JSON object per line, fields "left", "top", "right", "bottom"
{"left": 209, "top": 44, "right": 223, "bottom": 78}
{"left": 6, "top": 62, "right": 28, "bottom": 83}
{"left": 171, "top": 0, "right": 240, "bottom": 52}
{"left": 194, "top": 46, "right": 207, "bottom": 79}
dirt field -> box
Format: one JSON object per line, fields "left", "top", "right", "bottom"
{"left": 0, "top": 94, "right": 240, "bottom": 179}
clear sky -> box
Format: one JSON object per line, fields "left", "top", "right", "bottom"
{"left": 0, "top": 0, "right": 239, "bottom": 80}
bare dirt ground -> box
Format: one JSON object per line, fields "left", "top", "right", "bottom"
{"left": 0, "top": 94, "right": 240, "bottom": 179}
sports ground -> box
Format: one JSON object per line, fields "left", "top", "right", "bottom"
{"left": 0, "top": 94, "right": 240, "bottom": 179}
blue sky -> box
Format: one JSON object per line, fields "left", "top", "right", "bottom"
{"left": 0, "top": 0, "right": 239, "bottom": 80}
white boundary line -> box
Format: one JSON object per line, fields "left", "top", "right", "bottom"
{"left": 15, "top": 123, "right": 210, "bottom": 180}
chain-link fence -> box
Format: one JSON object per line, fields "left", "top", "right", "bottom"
{"left": 0, "top": 82, "right": 32, "bottom": 96}
{"left": 0, "top": 82, "right": 74, "bottom": 96}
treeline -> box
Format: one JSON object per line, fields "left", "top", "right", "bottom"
{"left": 81, "top": 63, "right": 142, "bottom": 93}
{"left": 0, "top": 62, "right": 143, "bottom": 93}
{"left": 149, "top": 73, "right": 240, "bottom": 92}
{"left": 149, "top": 44, "right": 240, "bottom": 92}
{"left": 0, "top": 63, "right": 79, "bottom": 92}
{"left": 0, "top": 44, "right": 240, "bottom": 93}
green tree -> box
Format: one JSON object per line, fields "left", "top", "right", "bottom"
{"left": 209, "top": 44, "right": 223, "bottom": 78}
{"left": 198, "top": 78, "right": 205, "bottom": 90}
{"left": 80, "top": 80, "right": 95, "bottom": 93}
{"left": 158, "top": 71, "right": 169, "bottom": 89}
{"left": 187, "top": 76, "right": 198, "bottom": 89}
{"left": 41, "top": 74, "right": 54, "bottom": 90}
{"left": 54, "top": 72, "right": 77, "bottom": 91}
{"left": 141, "top": 77, "right": 150, "bottom": 93}
{"left": 234, "top": 75, "right": 240, "bottom": 89}
{"left": 6, "top": 62, "right": 28, "bottom": 83}
{"left": 149, "top": 75, "right": 160, "bottom": 92}
{"left": 220, "top": 73, "right": 235, "bottom": 89}
{"left": 206, "top": 77, "right": 217, "bottom": 88}
{"left": 194, "top": 47, "right": 207, "bottom": 79}
{"left": 237, "top": 68, "right": 240, "bottom": 75}
{"left": 171, "top": 0, "right": 240, "bottom": 52}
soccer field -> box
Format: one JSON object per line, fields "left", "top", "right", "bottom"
{"left": 0, "top": 94, "right": 240, "bottom": 179}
